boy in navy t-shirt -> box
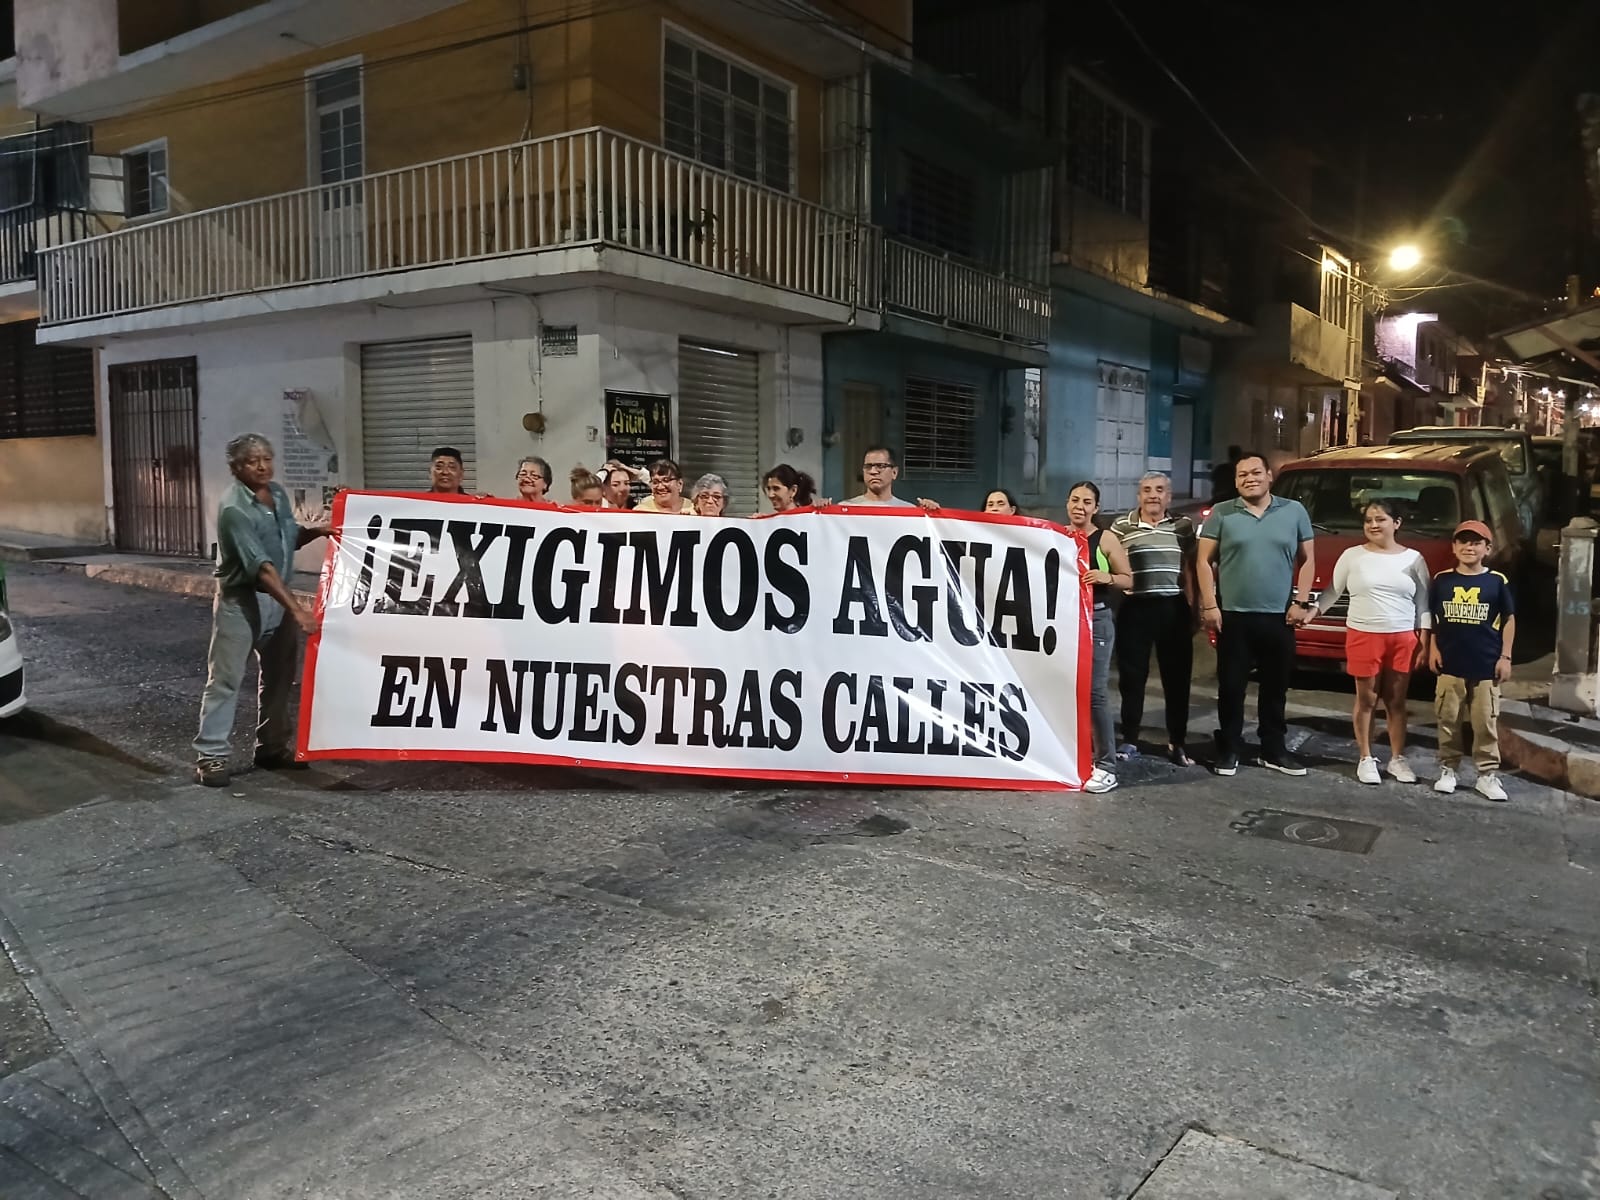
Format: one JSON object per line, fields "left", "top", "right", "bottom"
{"left": 1423, "top": 520, "right": 1516, "bottom": 801}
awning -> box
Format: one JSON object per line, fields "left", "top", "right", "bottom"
{"left": 1495, "top": 301, "right": 1600, "bottom": 368}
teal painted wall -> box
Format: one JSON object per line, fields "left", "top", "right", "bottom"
{"left": 1039, "top": 288, "right": 1153, "bottom": 507}
{"left": 822, "top": 332, "right": 1014, "bottom": 509}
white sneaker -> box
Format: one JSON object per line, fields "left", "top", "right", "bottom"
{"left": 1475, "top": 773, "right": 1509, "bottom": 802}
{"left": 1433, "top": 767, "right": 1458, "bottom": 794}
{"left": 1386, "top": 756, "right": 1418, "bottom": 784}
{"left": 1084, "top": 768, "right": 1119, "bottom": 794}
{"left": 1356, "top": 757, "right": 1381, "bottom": 785}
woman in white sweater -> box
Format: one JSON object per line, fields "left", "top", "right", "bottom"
{"left": 1304, "top": 498, "right": 1432, "bottom": 785}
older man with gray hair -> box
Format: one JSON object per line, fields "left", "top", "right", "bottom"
{"left": 192, "top": 433, "right": 329, "bottom": 788}
{"left": 1109, "top": 469, "right": 1199, "bottom": 765}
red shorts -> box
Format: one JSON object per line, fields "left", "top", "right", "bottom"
{"left": 1346, "top": 630, "right": 1417, "bottom": 677}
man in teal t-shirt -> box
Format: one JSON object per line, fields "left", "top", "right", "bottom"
{"left": 1196, "top": 452, "right": 1316, "bottom": 777}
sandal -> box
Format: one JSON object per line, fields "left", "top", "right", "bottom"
{"left": 1167, "top": 746, "right": 1194, "bottom": 767}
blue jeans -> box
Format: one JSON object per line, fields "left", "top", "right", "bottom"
{"left": 193, "top": 589, "right": 299, "bottom": 761}
{"left": 1091, "top": 605, "right": 1116, "bottom": 770}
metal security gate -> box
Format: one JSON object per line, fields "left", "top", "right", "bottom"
{"left": 360, "top": 336, "right": 476, "bottom": 492}
{"left": 108, "top": 358, "right": 204, "bottom": 556}
{"left": 677, "top": 341, "right": 760, "bottom": 514}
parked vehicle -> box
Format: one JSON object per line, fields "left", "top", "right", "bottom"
{"left": 1272, "top": 443, "right": 1525, "bottom": 668}
{"left": 0, "top": 560, "right": 25, "bottom": 718}
{"left": 1387, "top": 426, "right": 1542, "bottom": 542}
{"left": 1532, "top": 432, "right": 1600, "bottom": 512}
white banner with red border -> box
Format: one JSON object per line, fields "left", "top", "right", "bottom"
{"left": 297, "top": 492, "right": 1090, "bottom": 790}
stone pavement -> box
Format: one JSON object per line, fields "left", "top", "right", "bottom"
{"left": 1, "top": 563, "right": 1597, "bottom": 1199}
{"left": 0, "top": 793, "right": 670, "bottom": 1199}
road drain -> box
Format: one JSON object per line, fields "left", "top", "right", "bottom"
{"left": 1231, "top": 809, "right": 1381, "bottom": 855}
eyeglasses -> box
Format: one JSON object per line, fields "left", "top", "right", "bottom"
{"left": 862, "top": 462, "right": 893, "bottom": 472}
{"left": 651, "top": 475, "right": 679, "bottom": 484}
{"left": 700, "top": 492, "right": 726, "bottom": 502}
{"left": 516, "top": 470, "right": 544, "bottom": 480}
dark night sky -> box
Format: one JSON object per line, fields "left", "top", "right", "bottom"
{"left": 1078, "top": 0, "right": 1600, "bottom": 331}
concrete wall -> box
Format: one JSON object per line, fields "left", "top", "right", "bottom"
{"left": 1059, "top": 189, "right": 1149, "bottom": 291}
{"left": 68, "top": 0, "right": 596, "bottom": 212}
{"left": 1043, "top": 287, "right": 1152, "bottom": 509}
{"left": 598, "top": 291, "right": 823, "bottom": 505}
{"left": 16, "top": 0, "right": 119, "bottom": 109}
{"left": 94, "top": 287, "right": 821, "bottom": 561}
{"left": 0, "top": 435, "right": 107, "bottom": 541}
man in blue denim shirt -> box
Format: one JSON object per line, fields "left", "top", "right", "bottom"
{"left": 193, "top": 433, "right": 329, "bottom": 787}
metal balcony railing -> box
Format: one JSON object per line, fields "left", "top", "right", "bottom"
{"left": 0, "top": 204, "right": 95, "bottom": 286}
{"left": 883, "top": 239, "right": 1049, "bottom": 346}
{"left": 38, "top": 127, "right": 880, "bottom": 325}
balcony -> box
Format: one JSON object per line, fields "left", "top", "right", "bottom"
{"left": 1239, "top": 302, "right": 1355, "bottom": 385}
{"left": 883, "top": 239, "right": 1050, "bottom": 350}
{"left": 0, "top": 204, "right": 96, "bottom": 289}
{"left": 38, "top": 128, "right": 880, "bottom": 332}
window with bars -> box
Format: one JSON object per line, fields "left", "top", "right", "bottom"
{"left": 0, "top": 320, "right": 95, "bottom": 439}
{"left": 904, "top": 376, "right": 978, "bottom": 476}
{"left": 663, "top": 34, "right": 793, "bottom": 192}
{"left": 894, "top": 151, "right": 977, "bottom": 259}
{"left": 1064, "top": 77, "right": 1146, "bottom": 219}
{"left": 125, "top": 141, "right": 168, "bottom": 218}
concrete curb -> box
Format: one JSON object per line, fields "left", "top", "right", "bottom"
{"left": 0, "top": 541, "right": 111, "bottom": 564}
{"left": 39, "top": 558, "right": 319, "bottom": 606}
{"left": 1499, "top": 699, "right": 1600, "bottom": 798}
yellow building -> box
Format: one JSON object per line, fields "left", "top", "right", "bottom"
{"left": 0, "top": 0, "right": 1048, "bottom": 551}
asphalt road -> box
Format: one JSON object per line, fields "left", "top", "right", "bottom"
{"left": 0, "top": 563, "right": 1595, "bottom": 1200}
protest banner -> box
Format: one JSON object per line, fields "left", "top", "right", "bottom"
{"left": 297, "top": 493, "right": 1091, "bottom": 789}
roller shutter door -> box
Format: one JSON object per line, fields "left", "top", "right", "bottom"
{"left": 360, "top": 336, "right": 477, "bottom": 492}
{"left": 677, "top": 341, "right": 761, "bottom": 514}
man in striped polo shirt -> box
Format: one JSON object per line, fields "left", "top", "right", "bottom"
{"left": 1110, "top": 471, "right": 1198, "bottom": 766}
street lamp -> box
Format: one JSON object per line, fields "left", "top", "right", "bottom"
{"left": 1388, "top": 244, "right": 1423, "bottom": 272}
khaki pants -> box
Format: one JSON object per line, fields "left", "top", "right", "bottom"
{"left": 1435, "top": 675, "right": 1500, "bottom": 773}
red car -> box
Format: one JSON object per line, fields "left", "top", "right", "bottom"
{"left": 1265, "top": 443, "right": 1525, "bottom": 668}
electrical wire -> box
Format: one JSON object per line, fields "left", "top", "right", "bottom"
{"left": 1097, "top": 0, "right": 1320, "bottom": 232}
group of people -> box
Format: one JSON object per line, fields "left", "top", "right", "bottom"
{"left": 192, "top": 436, "right": 1516, "bottom": 808}
{"left": 427, "top": 445, "right": 827, "bottom": 517}
{"left": 1073, "top": 451, "right": 1516, "bottom": 803}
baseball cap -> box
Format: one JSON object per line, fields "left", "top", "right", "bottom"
{"left": 1453, "top": 520, "right": 1493, "bottom": 542}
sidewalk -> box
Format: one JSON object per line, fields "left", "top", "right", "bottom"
{"left": 26, "top": 552, "right": 320, "bottom": 605}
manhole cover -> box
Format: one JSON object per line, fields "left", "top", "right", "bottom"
{"left": 1231, "top": 809, "right": 1380, "bottom": 855}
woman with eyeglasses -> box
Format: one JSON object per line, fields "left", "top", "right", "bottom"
{"left": 690, "top": 473, "right": 731, "bottom": 516}
{"left": 635, "top": 458, "right": 693, "bottom": 514}
{"left": 515, "top": 456, "right": 553, "bottom": 503}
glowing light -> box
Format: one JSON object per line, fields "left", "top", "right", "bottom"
{"left": 1322, "top": 257, "right": 1340, "bottom": 274}
{"left": 1389, "top": 244, "right": 1423, "bottom": 271}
